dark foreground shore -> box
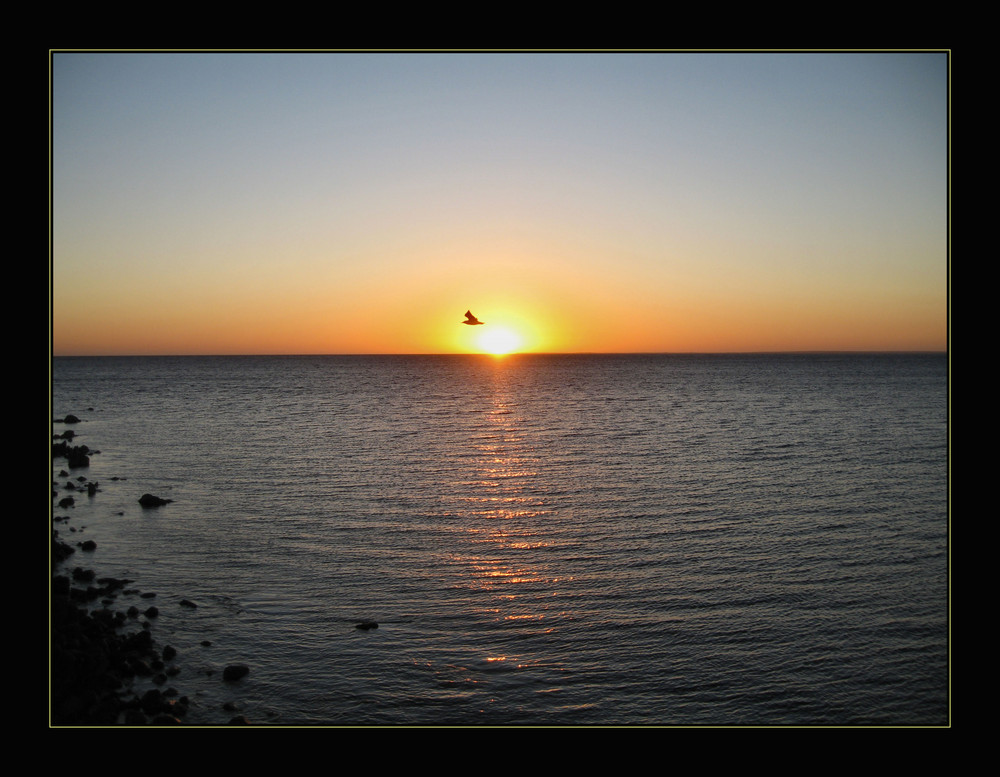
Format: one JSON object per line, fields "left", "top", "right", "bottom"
{"left": 51, "top": 419, "right": 250, "bottom": 725}
{"left": 50, "top": 535, "right": 200, "bottom": 724}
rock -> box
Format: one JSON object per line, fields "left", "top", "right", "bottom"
{"left": 355, "top": 620, "right": 379, "bottom": 630}
{"left": 52, "top": 536, "right": 74, "bottom": 563}
{"left": 162, "top": 698, "right": 187, "bottom": 717}
{"left": 58, "top": 496, "right": 75, "bottom": 509}
{"left": 124, "top": 630, "right": 153, "bottom": 651}
{"left": 179, "top": 599, "right": 198, "bottom": 609}
{"left": 139, "top": 493, "right": 172, "bottom": 507}
{"left": 139, "top": 689, "right": 163, "bottom": 714}
{"left": 97, "top": 576, "right": 129, "bottom": 592}
{"left": 222, "top": 664, "right": 250, "bottom": 681}
{"left": 51, "top": 442, "right": 92, "bottom": 468}
{"left": 80, "top": 540, "right": 96, "bottom": 551}
{"left": 132, "top": 659, "right": 153, "bottom": 677}
{"left": 63, "top": 414, "right": 81, "bottom": 424}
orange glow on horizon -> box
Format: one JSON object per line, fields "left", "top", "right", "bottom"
{"left": 50, "top": 248, "right": 946, "bottom": 356}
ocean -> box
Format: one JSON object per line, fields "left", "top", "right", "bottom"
{"left": 51, "top": 353, "right": 949, "bottom": 726}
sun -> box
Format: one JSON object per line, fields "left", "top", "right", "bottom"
{"left": 478, "top": 327, "right": 522, "bottom": 356}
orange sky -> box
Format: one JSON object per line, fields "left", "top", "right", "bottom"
{"left": 52, "top": 52, "right": 948, "bottom": 356}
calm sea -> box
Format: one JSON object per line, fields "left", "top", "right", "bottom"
{"left": 51, "top": 354, "right": 949, "bottom": 726}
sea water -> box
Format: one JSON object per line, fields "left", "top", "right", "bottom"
{"left": 51, "top": 354, "right": 949, "bottom": 726}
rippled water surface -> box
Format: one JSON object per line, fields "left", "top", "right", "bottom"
{"left": 51, "top": 354, "right": 949, "bottom": 725}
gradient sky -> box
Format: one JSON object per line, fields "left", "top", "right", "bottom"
{"left": 51, "top": 51, "right": 948, "bottom": 355}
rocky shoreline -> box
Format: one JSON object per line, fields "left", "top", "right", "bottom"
{"left": 51, "top": 415, "right": 252, "bottom": 725}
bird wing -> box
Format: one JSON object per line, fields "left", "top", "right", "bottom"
{"left": 464, "top": 310, "right": 479, "bottom": 323}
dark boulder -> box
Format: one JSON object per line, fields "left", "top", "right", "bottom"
{"left": 52, "top": 442, "right": 92, "bottom": 469}
{"left": 139, "top": 494, "right": 172, "bottom": 507}
{"left": 131, "top": 659, "right": 153, "bottom": 677}
{"left": 139, "top": 689, "right": 163, "bottom": 714}
{"left": 123, "top": 629, "right": 153, "bottom": 652}
{"left": 222, "top": 664, "right": 250, "bottom": 681}
{"left": 52, "top": 538, "right": 75, "bottom": 563}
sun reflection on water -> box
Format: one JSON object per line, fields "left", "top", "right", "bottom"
{"left": 448, "top": 360, "right": 561, "bottom": 635}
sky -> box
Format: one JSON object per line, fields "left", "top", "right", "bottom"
{"left": 51, "top": 51, "right": 948, "bottom": 355}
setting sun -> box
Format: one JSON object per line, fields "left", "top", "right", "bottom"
{"left": 478, "top": 327, "right": 522, "bottom": 356}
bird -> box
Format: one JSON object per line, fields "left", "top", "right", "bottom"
{"left": 462, "top": 310, "right": 484, "bottom": 326}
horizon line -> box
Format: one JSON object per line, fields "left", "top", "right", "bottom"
{"left": 50, "top": 349, "right": 948, "bottom": 358}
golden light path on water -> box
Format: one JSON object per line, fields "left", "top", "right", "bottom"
{"left": 449, "top": 359, "right": 563, "bottom": 673}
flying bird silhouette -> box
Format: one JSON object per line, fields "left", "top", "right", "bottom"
{"left": 462, "top": 310, "right": 484, "bottom": 326}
